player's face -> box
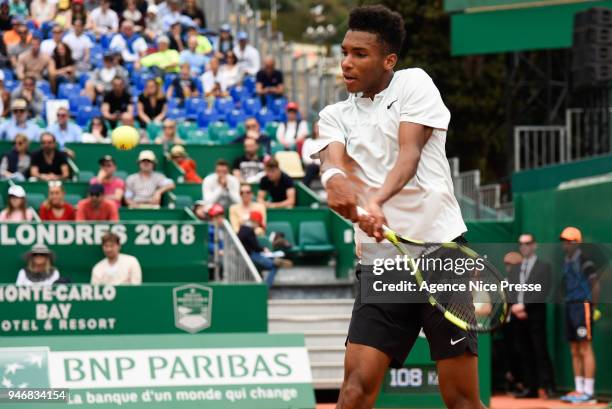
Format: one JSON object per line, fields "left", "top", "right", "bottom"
{"left": 341, "top": 30, "right": 395, "bottom": 95}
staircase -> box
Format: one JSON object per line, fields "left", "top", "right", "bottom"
{"left": 268, "top": 298, "right": 353, "bottom": 389}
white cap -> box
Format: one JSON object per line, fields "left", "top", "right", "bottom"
{"left": 147, "top": 4, "right": 158, "bottom": 14}
{"left": 8, "top": 185, "right": 26, "bottom": 198}
{"left": 138, "top": 149, "right": 157, "bottom": 163}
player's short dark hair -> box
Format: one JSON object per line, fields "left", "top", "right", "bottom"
{"left": 348, "top": 5, "right": 405, "bottom": 55}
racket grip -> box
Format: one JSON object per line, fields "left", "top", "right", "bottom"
{"left": 355, "top": 206, "right": 392, "bottom": 234}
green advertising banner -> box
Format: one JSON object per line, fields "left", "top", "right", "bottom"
{"left": 0, "top": 284, "right": 267, "bottom": 336}
{"left": 0, "top": 333, "right": 316, "bottom": 408}
{"left": 0, "top": 222, "right": 207, "bottom": 283}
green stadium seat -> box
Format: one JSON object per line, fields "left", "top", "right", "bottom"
{"left": 178, "top": 121, "right": 198, "bottom": 139}
{"left": 208, "top": 121, "right": 229, "bottom": 141}
{"left": 267, "top": 221, "right": 298, "bottom": 253}
{"left": 186, "top": 129, "right": 210, "bottom": 144}
{"left": 0, "top": 193, "right": 4, "bottom": 209}
{"left": 236, "top": 122, "right": 246, "bottom": 136}
{"left": 265, "top": 121, "right": 279, "bottom": 140}
{"left": 27, "top": 193, "right": 46, "bottom": 210}
{"left": 298, "top": 221, "right": 334, "bottom": 253}
{"left": 64, "top": 194, "right": 82, "bottom": 206}
{"left": 174, "top": 194, "right": 194, "bottom": 209}
{"left": 218, "top": 129, "right": 238, "bottom": 144}
{"left": 115, "top": 170, "right": 128, "bottom": 180}
{"left": 258, "top": 234, "right": 272, "bottom": 249}
{"left": 77, "top": 170, "right": 95, "bottom": 182}
{"left": 146, "top": 122, "right": 162, "bottom": 140}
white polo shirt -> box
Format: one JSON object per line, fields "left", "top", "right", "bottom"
{"left": 310, "top": 68, "right": 466, "bottom": 244}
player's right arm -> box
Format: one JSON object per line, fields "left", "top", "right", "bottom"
{"left": 319, "top": 142, "right": 358, "bottom": 222}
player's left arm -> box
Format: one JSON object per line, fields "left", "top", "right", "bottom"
{"left": 360, "top": 122, "right": 432, "bottom": 239}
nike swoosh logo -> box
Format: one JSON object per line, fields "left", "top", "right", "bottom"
{"left": 387, "top": 99, "right": 398, "bottom": 109}
{"left": 450, "top": 337, "right": 466, "bottom": 346}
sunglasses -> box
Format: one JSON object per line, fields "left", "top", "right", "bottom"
{"left": 13, "top": 109, "right": 25, "bottom": 113}
{"left": 240, "top": 190, "right": 252, "bottom": 195}
{"left": 518, "top": 240, "right": 534, "bottom": 246}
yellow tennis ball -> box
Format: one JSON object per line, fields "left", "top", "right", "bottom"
{"left": 594, "top": 308, "right": 602, "bottom": 322}
{"left": 111, "top": 126, "right": 139, "bottom": 151}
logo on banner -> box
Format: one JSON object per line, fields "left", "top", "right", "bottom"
{"left": 173, "top": 284, "right": 213, "bottom": 333}
{"left": 0, "top": 347, "right": 50, "bottom": 388}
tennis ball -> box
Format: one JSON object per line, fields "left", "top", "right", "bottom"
{"left": 594, "top": 308, "right": 602, "bottom": 322}
{"left": 111, "top": 126, "right": 139, "bottom": 151}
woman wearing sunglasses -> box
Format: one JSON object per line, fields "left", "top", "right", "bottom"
{"left": 0, "top": 133, "right": 31, "bottom": 181}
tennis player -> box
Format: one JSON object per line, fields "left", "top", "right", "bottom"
{"left": 309, "top": 5, "right": 483, "bottom": 409}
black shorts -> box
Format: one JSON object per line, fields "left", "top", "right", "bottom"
{"left": 566, "top": 302, "right": 593, "bottom": 342}
{"left": 348, "top": 264, "right": 478, "bottom": 368}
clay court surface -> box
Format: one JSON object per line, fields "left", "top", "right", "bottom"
{"left": 315, "top": 395, "right": 609, "bottom": 409}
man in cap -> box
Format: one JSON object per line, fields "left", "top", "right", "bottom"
{"left": 256, "top": 55, "right": 284, "bottom": 105}
{"left": 233, "top": 31, "right": 260, "bottom": 76}
{"left": 144, "top": 4, "right": 164, "bottom": 42}
{"left": 76, "top": 184, "right": 119, "bottom": 221}
{"left": 559, "top": 227, "right": 599, "bottom": 404}
{"left": 140, "top": 35, "right": 180, "bottom": 73}
{"left": 170, "top": 145, "right": 201, "bottom": 183}
{"left": 90, "top": 155, "right": 125, "bottom": 208}
{"left": 108, "top": 19, "right": 147, "bottom": 68}
{"left": 0, "top": 98, "right": 41, "bottom": 141}
{"left": 216, "top": 23, "right": 234, "bottom": 58}
{"left": 125, "top": 150, "right": 175, "bottom": 208}
{"left": 16, "top": 244, "right": 62, "bottom": 286}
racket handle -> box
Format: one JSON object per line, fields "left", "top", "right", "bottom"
{"left": 355, "top": 206, "right": 391, "bottom": 234}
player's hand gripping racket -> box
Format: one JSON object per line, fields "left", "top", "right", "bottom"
{"left": 356, "top": 206, "right": 508, "bottom": 333}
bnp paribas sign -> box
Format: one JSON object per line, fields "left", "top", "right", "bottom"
{"left": 0, "top": 333, "right": 316, "bottom": 409}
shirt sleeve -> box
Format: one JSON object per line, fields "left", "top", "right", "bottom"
{"left": 398, "top": 69, "right": 450, "bottom": 130}
{"left": 129, "top": 256, "right": 142, "bottom": 284}
{"left": 309, "top": 105, "right": 346, "bottom": 160}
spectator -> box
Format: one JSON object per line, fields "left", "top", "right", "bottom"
{"left": 0, "top": 133, "right": 30, "bottom": 180}
{"left": 560, "top": 227, "right": 599, "bottom": 404}
{"left": 30, "top": 132, "right": 70, "bottom": 181}
{"left": 81, "top": 116, "right": 110, "bottom": 143}
{"left": 301, "top": 121, "right": 321, "bottom": 187}
{"left": 0, "top": 99, "right": 41, "bottom": 141}
{"left": 122, "top": 0, "right": 143, "bottom": 30}
{"left": 76, "top": 183, "right": 119, "bottom": 221}
{"left": 102, "top": 76, "right": 133, "bottom": 128}
{"left": 162, "top": 0, "right": 189, "bottom": 32}
{"left": 0, "top": 184, "right": 35, "bottom": 221}
{"left": 137, "top": 78, "right": 167, "bottom": 126}
{"left": 91, "top": 232, "right": 142, "bottom": 285}
{"left": 167, "top": 20, "right": 185, "bottom": 52}
{"left": 0, "top": 71, "right": 9, "bottom": 117}
{"left": 216, "top": 23, "right": 233, "bottom": 58}
{"left": 48, "top": 42, "right": 76, "bottom": 94}
{"left": 63, "top": 19, "right": 92, "bottom": 73}
{"left": 87, "top": 0, "right": 119, "bottom": 37}
{"left": 221, "top": 50, "right": 242, "bottom": 89}
{"left": 179, "top": 35, "right": 208, "bottom": 75}
{"left": 237, "top": 213, "right": 290, "bottom": 288}
{"left": 256, "top": 55, "right": 284, "bottom": 104}
{"left": 0, "top": 2, "right": 12, "bottom": 32}
{"left": 230, "top": 183, "right": 266, "bottom": 235}
{"left": 143, "top": 4, "right": 163, "bottom": 43}
{"left": 233, "top": 117, "right": 272, "bottom": 155}
{"left": 141, "top": 36, "right": 180, "bottom": 75}
{"left": 508, "top": 233, "right": 554, "bottom": 399}
{"left": 201, "top": 56, "right": 228, "bottom": 101}
{"left": 233, "top": 138, "right": 265, "bottom": 184}
{"left": 183, "top": 0, "right": 206, "bottom": 28}
{"left": 185, "top": 25, "right": 213, "bottom": 55}
{"left": 40, "top": 25, "right": 63, "bottom": 56}
{"left": 125, "top": 149, "right": 175, "bottom": 208}
{"left": 4, "top": 18, "right": 30, "bottom": 52}
{"left": 192, "top": 199, "right": 207, "bottom": 220}
{"left": 90, "top": 155, "right": 124, "bottom": 208}
{"left": 154, "top": 119, "right": 185, "bottom": 149}
{"left": 15, "top": 36, "right": 50, "bottom": 81}
{"left": 258, "top": 158, "right": 295, "bottom": 209}
{"left": 202, "top": 159, "right": 240, "bottom": 208}
{"left": 109, "top": 20, "right": 147, "bottom": 68}
{"left": 39, "top": 181, "right": 76, "bottom": 220}
{"left": 62, "top": 0, "right": 88, "bottom": 29}
{"left": 31, "top": 0, "right": 57, "bottom": 26}
{"left": 167, "top": 63, "right": 199, "bottom": 102}
{"left": 10, "top": 76, "right": 44, "bottom": 118}
{"left": 276, "top": 101, "right": 308, "bottom": 150}
{"left": 16, "top": 244, "right": 62, "bottom": 286}
{"left": 46, "top": 107, "right": 81, "bottom": 148}
{"left": 9, "top": 0, "right": 27, "bottom": 18}
{"left": 170, "top": 145, "right": 201, "bottom": 183}
{"left": 233, "top": 31, "right": 260, "bottom": 76}
{"left": 207, "top": 203, "right": 224, "bottom": 258}
{"left": 83, "top": 52, "right": 129, "bottom": 102}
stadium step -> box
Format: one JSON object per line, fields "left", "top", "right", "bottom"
{"left": 268, "top": 298, "right": 352, "bottom": 389}
{"left": 269, "top": 280, "right": 355, "bottom": 299}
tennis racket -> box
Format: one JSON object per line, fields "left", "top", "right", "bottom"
{"left": 356, "top": 206, "right": 508, "bottom": 333}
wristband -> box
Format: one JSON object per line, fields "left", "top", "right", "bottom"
{"left": 321, "top": 168, "right": 346, "bottom": 188}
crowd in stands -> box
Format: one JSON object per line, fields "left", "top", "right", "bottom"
{"left": 0, "top": 0, "right": 321, "bottom": 287}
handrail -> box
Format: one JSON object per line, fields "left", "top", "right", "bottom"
{"left": 219, "top": 219, "right": 262, "bottom": 283}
